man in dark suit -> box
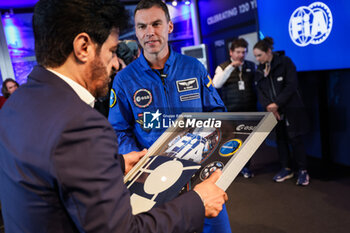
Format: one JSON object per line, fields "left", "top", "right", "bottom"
{"left": 0, "top": 0, "right": 227, "bottom": 232}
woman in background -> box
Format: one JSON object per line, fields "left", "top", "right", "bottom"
{"left": 253, "top": 37, "right": 310, "bottom": 186}
{"left": 0, "top": 78, "right": 19, "bottom": 109}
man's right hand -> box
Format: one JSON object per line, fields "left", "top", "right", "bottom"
{"left": 193, "top": 170, "right": 228, "bottom": 218}
{"left": 230, "top": 60, "right": 243, "bottom": 68}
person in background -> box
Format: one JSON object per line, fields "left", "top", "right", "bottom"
{"left": 0, "top": 78, "right": 19, "bottom": 109}
{"left": 0, "top": 0, "right": 227, "bottom": 232}
{"left": 127, "top": 39, "right": 141, "bottom": 58}
{"left": 108, "top": 0, "right": 231, "bottom": 232}
{"left": 213, "top": 38, "right": 256, "bottom": 178}
{"left": 253, "top": 36, "right": 310, "bottom": 186}
{"left": 122, "top": 40, "right": 141, "bottom": 62}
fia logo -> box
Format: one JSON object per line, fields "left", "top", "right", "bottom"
{"left": 143, "top": 109, "right": 162, "bottom": 129}
{"left": 289, "top": 2, "right": 332, "bottom": 47}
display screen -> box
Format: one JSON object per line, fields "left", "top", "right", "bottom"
{"left": 257, "top": 0, "right": 350, "bottom": 71}
{"left": 1, "top": 13, "right": 36, "bottom": 84}
{"left": 198, "top": 0, "right": 257, "bottom": 37}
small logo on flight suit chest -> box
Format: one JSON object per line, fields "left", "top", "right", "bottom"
{"left": 133, "top": 89, "right": 152, "bottom": 108}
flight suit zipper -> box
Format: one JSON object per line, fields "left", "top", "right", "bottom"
{"left": 153, "top": 69, "right": 171, "bottom": 113}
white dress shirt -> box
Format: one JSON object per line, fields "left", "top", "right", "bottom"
{"left": 47, "top": 69, "right": 95, "bottom": 107}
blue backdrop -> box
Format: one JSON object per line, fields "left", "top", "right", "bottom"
{"left": 257, "top": 0, "right": 350, "bottom": 71}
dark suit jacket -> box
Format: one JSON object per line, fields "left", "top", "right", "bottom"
{"left": 0, "top": 66, "right": 204, "bottom": 233}
{"left": 255, "top": 53, "right": 309, "bottom": 138}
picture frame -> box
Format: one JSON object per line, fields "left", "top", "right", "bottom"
{"left": 124, "top": 112, "right": 277, "bottom": 214}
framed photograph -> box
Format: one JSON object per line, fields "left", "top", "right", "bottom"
{"left": 124, "top": 112, "right": 277, "bottom": 214}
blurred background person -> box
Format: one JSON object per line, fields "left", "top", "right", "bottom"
{"left": 213, "top": 38, "right": 256, "bottom": 178}
{"left": 116, "top": 40, "right": 140, "bottom": 66}
{"left": 253, "top": 37, "right": 310, "bottom": 186}
{"left": 124, "top": 40, "right": 141, "bottom": 62}
{"left": 0, "top": 78, "right": 19, "bottom": 109}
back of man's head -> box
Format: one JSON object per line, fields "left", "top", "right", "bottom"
{"left": 230, "top": 38, "right": 248, "bottom": 51}
{"left": 33, "top": 0, "right": 129, "bottom": 68}
{"left": 134, "top": 0, "right": 170, "bottom": 22}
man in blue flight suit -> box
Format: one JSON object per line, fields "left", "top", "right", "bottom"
{"left": 108, "top": 0, "right": 231, "bottom": 232}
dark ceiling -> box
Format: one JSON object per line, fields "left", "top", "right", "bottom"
{"left": 0, "top": 0, "right": 141, "bottom": 11}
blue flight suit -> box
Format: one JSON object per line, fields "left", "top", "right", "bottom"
{"left": 109, "top": 48, "right": 231, "bottom": 233}
{"left": 109, "top": 48, "right": 226, "bottom": 154}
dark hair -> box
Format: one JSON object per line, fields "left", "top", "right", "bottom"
{"left": 134, "top": 0, "right": 171, "bottom": 22}
{"left": 1, "top": 78, "right": 19, "bottom": 98}
{"left": 230, "top": 38, "right": 248, "bottom": 51}
{"left": 33, "top": 0, "right": 129, "bottom": 68}
{"left": 253, "top": 36, "right": 274, "bottom": 52}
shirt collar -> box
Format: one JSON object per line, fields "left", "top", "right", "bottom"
{"left": 47, "top": 68, "right": 95, "bottom": 107}
{"left": 139, "top": 46, "right": 175, "bottom": 71}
